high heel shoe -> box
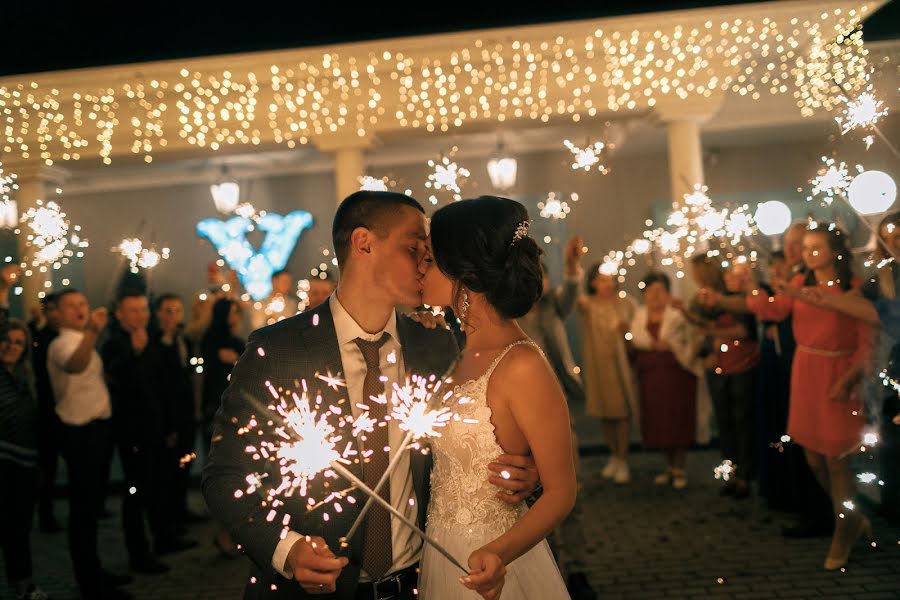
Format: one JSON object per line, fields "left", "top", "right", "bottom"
{"left": 824, "top": 515, "right": 873, "bottom": 571}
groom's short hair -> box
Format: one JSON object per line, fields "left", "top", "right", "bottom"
{"left": 332, "top": 191, "right": 425, "bottom": 266}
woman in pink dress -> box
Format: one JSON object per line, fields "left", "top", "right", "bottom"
{"left": 745, "top": 223, "right": 872, "bottom": 570}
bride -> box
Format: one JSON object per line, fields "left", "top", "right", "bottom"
{"left": 418, "top": 195, "right": 576, "bottom": 599}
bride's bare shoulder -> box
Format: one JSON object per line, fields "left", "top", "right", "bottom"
{"left": 490, "top": 342, "right": 560, "bottom": 400}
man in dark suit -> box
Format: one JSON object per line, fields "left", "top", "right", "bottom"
{"left": 203, "top": 191, "right": 539, "bottom": 599}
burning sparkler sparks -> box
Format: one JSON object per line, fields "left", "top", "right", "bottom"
{"left": 564, "top": 140, "right": 607, "bottom": 172}
{"left": 359, "top": 175, "right": 389, "bottom": 192}
{"left": 714, "top": 460, "right": 735, "bottom": 482}
{"left": 808, "top": 157, "right": 853, "bottom": 204}
{"left": 835, "top": 87, "right": 888, "bottom": 134}
{"left": 538, "top": 192, "right": 572, "bottom": 220}
{"left": 114, "top": 237, "right": 170, "bottom": 272}
{"left": 426, "top": 154, "right": 470, "bottom": 203}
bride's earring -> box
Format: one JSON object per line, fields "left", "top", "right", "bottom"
{"left": 460, "top": 288, "right": 470, "bottom": 321}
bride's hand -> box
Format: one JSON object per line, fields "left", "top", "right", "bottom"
{"left": 406, "top": 309, "right": 449, "bottom": 330}
{"left": 461, "top": 548, "right": 506, "bottom": 600}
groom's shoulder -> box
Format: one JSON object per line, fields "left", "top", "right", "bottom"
{"left": 249, "top": 306, "right": 326, "bottom": 348}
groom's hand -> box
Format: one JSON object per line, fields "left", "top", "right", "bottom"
{"left": 285, "top": 536, "right": 348, "bottom": 595}
{"left": 487, "top": 454, "right": 540, "bottom": 504}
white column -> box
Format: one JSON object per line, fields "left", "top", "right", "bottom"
{"left": 654, "top": 95, "right": 723, "bottom": 203}
{"left": 654, "top": 96, "right": 723, "bottom": 297}
{"left": 333, "top": 146, "right": 365, "bottom": 206}
{"left": 314, "top": 134, "right": 373, "bottom": 206}
{"left": 664, "top": 119, "right": 704, "bottom": 201}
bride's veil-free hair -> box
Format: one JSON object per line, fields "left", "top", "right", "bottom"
{"left": 429, "top": 196, "right": 543, "bottom": 321}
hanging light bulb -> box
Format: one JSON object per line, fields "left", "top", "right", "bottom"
{"left": 210, "top": 166, "right": 240, "bottom": 214}
{"left": 210, "top": 181, "right": 240, "bottom": 214}
{"left": 486, "top": 137, "right": 517, "bottom": 191}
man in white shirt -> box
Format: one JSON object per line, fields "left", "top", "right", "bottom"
{"left": 203, "top": 191, "right": 539, "bottom": 600}
{"left": 48, "top": 289, "right": 132, "bottom": 600}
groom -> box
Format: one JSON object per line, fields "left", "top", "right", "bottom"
{"left": 203, "top": 191, "right": 539, "bottom": 599}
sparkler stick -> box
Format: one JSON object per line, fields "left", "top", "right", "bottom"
{"left": 329, "top": 461, "right": 468, "bottom": 574}
{"left": 873, "top": 126, "right": 900, "bottom": 162}
{"left": 340, "top": 376, "right": 456, "bottom": 550}
{"left": 338, "top": 428, "right": 415, "bottom": 551}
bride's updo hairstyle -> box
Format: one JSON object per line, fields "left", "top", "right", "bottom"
{"left": 430, "top": 195, "right": 543, "bottom": 319}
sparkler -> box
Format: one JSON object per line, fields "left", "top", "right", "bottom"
{"left": 241, "top": 372, "right": 468, "bottom": 573}
{"left": 340, "top": 375, "right": 461, "bottom": 552}
{"left": 563, "top": 140, "right": 607, "bottom": 172}
{"left": 426, "top": 154, "right": 470, "bottom": 204}
{"left": 808, "top": 157, "right": 852, "bottom": 205}
{"left": 835, "top": 87, "right": 888, "bottom": 135}
{"left": 359, "top": 175, "right": 389, "bottom": 192}
{"left": 713, "top": 460, "right": 735, "bottom": 482}
{"left": 114, "top": 237, "right": 170, "bottom": 272}
{"left": 19, "top": 198, "right": 89, "bottom": 268}
{"left": 538, "top": 192, "right": 572, "bottom": 220}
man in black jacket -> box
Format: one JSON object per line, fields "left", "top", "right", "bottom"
{"left": 103, "top": 292, "right": 194, "bottom": 575}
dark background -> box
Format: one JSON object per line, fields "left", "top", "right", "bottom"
{"left": 1, "top": 0, "right": 897, "bottom": 77}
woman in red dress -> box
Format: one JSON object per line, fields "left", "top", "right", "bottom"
{"left": 746, "top": 223, "right": 872, "bottom": 570}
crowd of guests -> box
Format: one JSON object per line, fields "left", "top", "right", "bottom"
{"left": 0, "top": 265, "right": 334, "bottom": 600}
{"left": 1, "top": 210, "right": 898, "bottom": 599}
{"left": 566, "top": 215, "right": 900, "bottom": 574}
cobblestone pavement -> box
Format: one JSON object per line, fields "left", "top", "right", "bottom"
{"left": 2, "top": 449, "right": 898, "bottom": 599}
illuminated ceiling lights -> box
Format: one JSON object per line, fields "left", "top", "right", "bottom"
{"left": 0, "top": 6, "right": 874, "bottom": 166}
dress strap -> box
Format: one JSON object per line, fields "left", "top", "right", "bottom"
{"left": 484, "top": 339, "right": 541, "bottom": 381}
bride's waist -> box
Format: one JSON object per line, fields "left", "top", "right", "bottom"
{"left": 427, "top": 492, "right": 524, "bottom": 535}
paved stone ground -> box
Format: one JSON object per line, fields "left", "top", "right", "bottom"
{"left": 2, "top": 449, "right": 898, "bottom": 600}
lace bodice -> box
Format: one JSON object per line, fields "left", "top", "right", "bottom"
{"left": 426, "top": 340, "right": 537, "bottom": 540}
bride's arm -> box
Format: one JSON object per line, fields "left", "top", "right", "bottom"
{"left": 465, "top": 347, "right": 576, "bottom": 594}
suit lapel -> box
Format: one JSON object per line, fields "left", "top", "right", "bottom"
{"left": 299, "top": 302, "right": 344, "bottom": 380}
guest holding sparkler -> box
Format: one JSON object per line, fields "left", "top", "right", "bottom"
{"left": 796, "top": 211, "right": 900, "bottom": 524}
{"left": 577, "top": 259, "right": 638, "bottom": 485}
{"left": 698, "top": 222, "right": 834, "bottom": 537}
{"left": 745, "top": 223, "right": 873, "bottom": 570}
{"left": 48, "top": 289, "right": 132, "bottom": 599}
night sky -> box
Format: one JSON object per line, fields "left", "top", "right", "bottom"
{"left": 0, "top": 0, "right": 896, "bottom": 77}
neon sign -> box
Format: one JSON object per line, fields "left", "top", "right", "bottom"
{"left": 197, "top": 210, "right": 313, "bottom": 300}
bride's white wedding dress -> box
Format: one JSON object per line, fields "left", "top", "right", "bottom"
{"left": 419, "top": 340, "right": 570, "bottom": 599}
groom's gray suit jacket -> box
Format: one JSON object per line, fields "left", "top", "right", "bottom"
{"left": 202, "top": 301, "right": 459, "bottom": 599}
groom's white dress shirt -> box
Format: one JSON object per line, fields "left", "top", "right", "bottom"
{"left": 272, "top": 295, "right": 422, "bottom": 580}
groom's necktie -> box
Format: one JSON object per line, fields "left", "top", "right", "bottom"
{"left": 354, "top": 333, "right": 393, "bottom": 579}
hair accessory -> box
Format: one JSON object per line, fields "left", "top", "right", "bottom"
{"left": 511, "top": 221, "right": 530, "bottom": 246}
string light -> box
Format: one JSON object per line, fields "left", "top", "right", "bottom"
{"left": 0, "top": 8, "right": 874, "bottom": 165}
